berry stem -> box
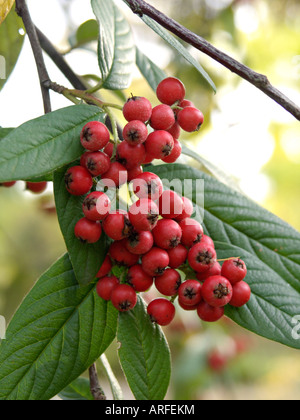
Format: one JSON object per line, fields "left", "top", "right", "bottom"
{"left": 217, "top": 257, "right": 241, "bottom": 262}
{"left": 104, "top": 107, "right": 121, "bottom": 158}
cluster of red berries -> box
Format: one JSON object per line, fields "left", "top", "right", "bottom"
{"left": 64, "top": 77, "right": 251, "bottom": 327}
{"left": 0, "top": 181, "right": 48, "bottom": 194}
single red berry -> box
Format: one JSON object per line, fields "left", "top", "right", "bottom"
{"left": 96, "top": 255, "right": 113, "bottom": 279}
{"left": 125, "top": 230, "right": 154, "bottom": 255}
{"left": 101, "top": 161, "right": 128, "bottom": 188}
{"left": 152, "top": 219, "right": 182, "bottom": 250}
{"left": 177, "top": 107, "right": 204, "bottom": 132}
{"left": 109, "top": 240, "right": 139, "bottom": 267}
{"left": 129, "top": 199, "right": 159, "bottom": 232}
{"left": 156, "top": 77, "right": 186, "bottom": 106}
{"left": 201, "top": 276, "right": 233, "bottom": 308}
{"left": 142, "top": 150, "right": 155, "bottom": 165}
{"left": 178, "top": 280, "right": 202, "bottom": 306}
{"left": 103, "top": 210, "right": 132, "bottom": 241}
{"left": 82, "top": 191, "right": 111, "bottom": 221}
{"left": 96, "top": 276, "right": 119, "bottom": 301}
{"left": 123, "top": 96, "right": 152, "bottom": 123}
{"left": 158, "top": 190, "right": 184, "bottom": 219}
{"left": 117, "top": 141, "right": 146, "bottom": 170}
{"left": 150, "top": 104, "right": 176, "bottom": 131}
{"left": 196, "top": 262, "right": 222, "bottom": 282}
{"left": 162, "top": 139, "right": 182, "bottom": 164}
{"left": 200, "top": 234, "right": 215, "bottom": 249}
{"left": 145, "top": 130, "right": 174, "bottom": 160}
{"left": 103, "top": 142, "right": 114, "bottom": 158}
{"left": 188, "top": 242, "right": 217, "bottom": 273}
{"left": 127, "top": 166, "right": 143, "bottom": 182}
{"left": 167, "top": 244, "right": 188, "bottom": 269}
{"left": 131, "top": 172, "right": 163, "bottom": 201}
{"left": 208, "top": 351, "right": 228, "bottom": 372}
{"left": 80, "top": 151, "right": 111, "bottom": 177}
{"left": 74, "top": 218, "right": 102, "bottom": 244}
{"left": 221, "top": 258, "right": 247, "bottom": 285}
{"left": 123, "top": 120, "right": 148, "bottom": 145}
{"left": 142, "top": 247, "right": 170, "bottom": 277}
{"left": 180, "top": 218, "right": 204, "bottom": 248}
{"left": 0, "top": 181, "right": 16, "bottom": 188}
{"left": 80, "top": 121, "right": 110, "bottom": 151}
{"left": 179, "top": 300, "right": 198, "bottom": 311}
{"left": 127, "top": 265, "right": 154, "bottom": 292}
{"left": 155, "top": 268, "right": 182, "bottom": 296}
{"left": 166, "top": 122, "right": 181, "bottom": 140}
{"left": 111, "top": 284, "right": 137, "bottom": 312}
{"left": 179, "top": 99, "right": 194, "bottom": 108}
{"left": 229, "top": 281, "right": 251, "bottom": 307}
{"left": 65, "top": 166, "right": 93, "bottom": 196}
{"left": 175, "top": 197, "right": 194, "bottom": 222}
{"left": 197, "top": 301, "right": 224, "bottom": 322}
{"left": 147, "top": 298, "right": 176, "bottom": 326}
{"left": 26, "top": 181, "right": 48, "bottom": 194}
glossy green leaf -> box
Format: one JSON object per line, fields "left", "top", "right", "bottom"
{"left": 0, "top": 7, "right": 24, "bottom": 90}
{"left": 118, "top": 296, "right": 171, "bottom": 400}
{"left": 0, "top": 254, "right": 118, "bottom": 400}
{"left": 91, "top": 0, "right": 136, "bottom": 90}
{"left": 151, "top": 164, "right": 300, "bottom": 350}
{"left": 54, "top": 162, "right": 108, "bottom": 286}
{"left": 76, "top": 19, "right": 99, "bottom": 45}
{"left": 0, "top": 105, "right": 104, "bottom": 182}
{"left": 0, "top": 127, "right": 13, "bottom": 140}
{"left": 135, "top": 47, "right": 166, "bottom": 92}
{"left": 59, "top": 378, "right": 94, "bottom": 401}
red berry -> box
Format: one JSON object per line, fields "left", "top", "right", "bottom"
{"left": 123, "top": 96, "right": 152, "bottom": 123}
{"left": 131, "top": 172, "right": 163, "bottom": 201}
{"left": 142, "top": 150, "right": 155, "bottom": 165}
{"left": 188, "top": 242, "right": 217, "bottom": 273}
{"left": 123, "top": 120, "right": 148, "bottom": 145}
{"left": 200, "top": 234, "right": 215, "bottom": 248}
{"left": 177, "top": 107, "right": 204, "bottom": 132}
{"left": 0, "top": 181, "right": 16, "bottom": 188}
{"left": 117, "top": 142, "right": 146, "bottom": 170}
{"left": 74, "top": 218, "right": 102, "bottom": 244}
{"left": 166, "top": 122, "right": 181, "bottom": 140}
{"left": 103, "top": 210, "right": 132, "bottom": 241}
{"left": 96, "top": 255, "right": 113, "bottom": 278}
{"left": 103, "top": 142, "right": 114, "bottom": 158}
{"left": 80, "top": 151, "right": 111, "bottom": 177}
{"left": 101, "top": 161, "right": 128, "bottom": 188}
{"left": 147, "top": 298, "right": 176, "bottom": 326}
{"left": 179, "top": 99, "right": 194, "bottom": 109}
{"left": 175, "top": 197, "right": 194, "bottom": 222}
{"left": 229, "top": 281, "right": 251, "bottom": 307}
{"left": 145, "top": 130, "right": 174, "bottom": 160}
{"left": 221, "top": 258, "right": 247, "bottom": 285}
{"left": 65, "top": 166, "right": 93, "bottom": 196}
{"left": 208, "top": 351, "right": 228, "bottom": 372}
{"left": 162, "top": 139, "right": 182, "bottom": 163}
{"left": 125, "top": 230, "right": 154, "bottom": 255}
{"left": 196, "top": 262, "right": 222, "bottom": 282}
{"left": 156, "top": 77, "right": 186, "bottom": 106}
{"left": 197, "top": 301, "right": 224, "bottom": 322}
{"left": 201, "top": 276, "right": 233, "bottom": 308}
{"left": 179, "top": 300, "right": 198, "bottom": 311}
{"left": 26, "top": 181, "right": 48, "bottom": 194}
{"left": 111, "top": 284, "right": 137, "bottom": 312}
{"left": 127, "top": 265, "right": 153, "bottom": 292}
{"left": 109, "top": 240, "right": 139, "bottom": 267}
{"left": 127, "top": 166, "right": 143, "bottom": 182}
{"left": 96, "top": 276, "right": 119, "bottom": 300}
{"left": 80, "top": 121, "right": 110, "bottom": 151}
{"left": 158, "top": 190, "right": 184, "bottom": 219}
{"left": 129, "top": 199, "right": 159, "bottom": 232}
{"left": 167, "top": 244, "right": 188, "bottom": 269}
{"left": 180, "top": 218, "right": 203, "bottom": 248}
{"left": 155, "top": 268, "right": 182, "bottom": 296}
{"left": 178, "top": 280, "right": 202, "bottom": 306}
{"left": 152, "top": 219, "right": 182, "bottom": 250}
{"left": 83, "top": 191, "right": 111, "bottom": 221}
{"left": 150, "top": 104, "right": 175, "bottom": 131}
{"left": 142, "top": 247, "right": 169, "bottom": 277}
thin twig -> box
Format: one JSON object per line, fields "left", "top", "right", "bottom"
{"left": 89, "top": 363, "right": 106, "bottom": 401}
{"left": 124, "top": 0, "right": 300, "bottom": 121}
{"left": 15, "top": 0, "right": 52, "bottom": 114}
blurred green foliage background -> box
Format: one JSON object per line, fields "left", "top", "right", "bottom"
{"left": 1, "top": 0, "right": 300, "bottom": 400}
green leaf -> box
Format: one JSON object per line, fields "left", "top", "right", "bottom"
{"left": 0, "top": 7, "right": 24, "bottom": 90}
{"left": 0, "top": 127, "right": 13, "bottom": 140}
{"left": 76, "top": 19, "right": 99, "bottom": 45}
{"left": 99, "top": 354, "right": 123, "bottom": 400}
{"left": 0, "top": 254, "right": 118, "bottom": 400}
{"left": 0, "top": 105, "right": 104, "bottom": 182}
{"left": 59, "top": 378, "right": 94, "bottom": 401}
{"left": 91, "top": 0, "right": 136, "bottom": 90}
{"left": 54, "top": 162, "right": 108, "bottom": 286}
{"left": 118, "top": 296, "right": 171, "bottom": 400}
{"left": 135, "top": 47, "right": 166, "bottom": 92}
{"left": 150, "top": 164, "right": 300, "bottom": 350}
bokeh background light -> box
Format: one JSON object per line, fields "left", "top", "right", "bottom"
{"left": 1, "top": 0, "right": 300, "bottom": 400}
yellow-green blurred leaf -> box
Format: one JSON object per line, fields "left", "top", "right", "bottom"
{"left": 0, "top": 0, "right": 15, "bottom": 24}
